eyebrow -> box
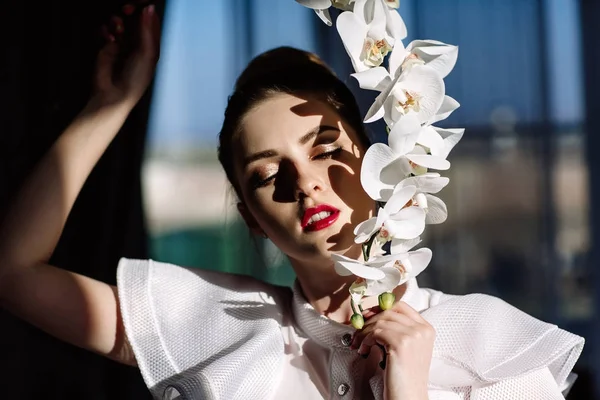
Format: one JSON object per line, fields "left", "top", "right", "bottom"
{"left": 243, "top": 125, "right": 340, "bottom": 166}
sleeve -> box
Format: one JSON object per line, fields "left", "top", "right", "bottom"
{"left": 116, "top": 258, "right": 287, "bottom": 400}
{"left": 423, "top": 293, "right": 585, "bottom": 395}
{"left": 470, "top": 367, "right": 566, "bottom": 399}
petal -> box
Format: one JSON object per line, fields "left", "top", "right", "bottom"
{"left": 374, "top": 207, "right": 390, "bottom": 229}
{"left": 360, "top": 143, "right": 398, "bottom": 200}
{"left": 366, "top": 252, "right": 408, "bottom": 267}
{"left": 354, "top": 216, "right": 379, "bottom": 243}
{"left": 406, "top": 247, "right": 432, "bottom": 278}
{"left": 333, "top": 258, "right": 387, "bottom": 279}
{"left": 398, "top": 65, "right": 446, "bottom": 123}
{"left": 353, "top": 0, "right": 371, "bottom": 25}
{"left": 380, "top": 156, "right": 414, "bottom": 188}
{"left": 417, "top": 125, "right": 444, "bottom": 155}
{"left": 424, "top": 194, "right": 448, "bottom": 224}
{"left": 314, "top": 8, "right": 333, "bottom": 26}
{"left": 351, "top": 67, "right": 392, "bottom": 91}
{"left": 390, "top": 237, "right": 422, "bottom": 254}
{"left": 434, "top": 127, "right": 465, "bottom": 159}
{"left": 427, "top": 95, "right": 460, "bottom": 126}
{"left": 364, "top": 72, "right": 403, "bottom": 123}
{"left": 385, "top": 185, "right": 417, "bottom": 214}
{"left": 336, "top": 11, "right": 370, "bottom": 73}
{"left": 382, "top": 94, "right": 397, "bottom": 127}
{"left": 388, "top": 41, "right": 408, "bottom": 78}
{"left": 395, "top": 173, "right": 449, "bottom": 194}
{"left": 407, "top": 40, "right": 459, "bottom": 78}
{"left": 369, "top": 0, "right": 388, "bottom": 33}
{"left": 295, "top": 0, "right": 332, "bottom": 9}
{"left": 388, "top": 113, "right": 421, "bottom": 155}
{"left": 364, "top": 266, "right": 402, "bottom": 295}
{"left": 388, "top": 207, "right": 426, "bottom": 239}
{"left": 384, "top": 5, "right": 407, "bottom": 41}
{"left": 406, "top": 153, "right": 451, "bottom": 170}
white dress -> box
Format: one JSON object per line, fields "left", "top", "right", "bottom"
{"left": 116, "top": 258, "right": 584, "bottom": 400}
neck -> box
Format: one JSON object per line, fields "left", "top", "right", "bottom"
{"left": 290, "top": 246, "right": 408, "bottom": 325}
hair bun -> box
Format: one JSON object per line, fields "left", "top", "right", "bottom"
{"left": 235, "top": 46, "right": 336, "bottom": 90}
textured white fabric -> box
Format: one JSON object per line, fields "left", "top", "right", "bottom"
{"left": 117, "top": 258, "right": 584, "bottom": 399}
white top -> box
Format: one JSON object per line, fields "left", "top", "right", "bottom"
{"left": 116, "top": 258, "right": 584, "bottom": 400}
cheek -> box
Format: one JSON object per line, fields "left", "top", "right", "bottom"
{"left": 329, "top": 154, "right": 364, "bottom": 201}
{"left": 244, "top": 189, "right": 287, "bottom": 227}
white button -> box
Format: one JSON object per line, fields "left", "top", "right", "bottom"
{"left": 337, "top": 383, "right": 350, "bottom": 396}
{"left": 341, "top": 333, "right": 352, "bottom": 346}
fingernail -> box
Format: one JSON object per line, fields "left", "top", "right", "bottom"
{"left": 122, "top": 4, "right": 135, "bottom": 15}
{"left": 148, "top": 4, "right": 155, "bottom": 15}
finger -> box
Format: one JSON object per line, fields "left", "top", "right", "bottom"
{"left": 362, "top": 306, "right": 419, "bottom": 326}
{"left": 351, "top": 312, "right": 416, "bottom": 349}
{"left": 100, "top": 25, "right": 115, "bottom": 43}
{"left": 357, "top": 322, "right": 410, "bottom": 357}
{"left": 139, "top": 5, "right": 158, "bottom": 60}
{"left": 391, "top": 301, "right": 428, "bottom": 324}
{"left": 150, "top": 6, "right": 162, "bottom": 55}
{"left": 122, "top": 3, "right": 136, "bottom": 16}
{"left": 95, "top": 41, "right": 119, "bottom": 88}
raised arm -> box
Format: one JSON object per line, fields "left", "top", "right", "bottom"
{"left": 0, "top": 5, "right": 160, "bottom": 365}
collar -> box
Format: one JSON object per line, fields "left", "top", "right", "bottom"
{"left": 291, "top": 278, "right": 422, "bottom": 349}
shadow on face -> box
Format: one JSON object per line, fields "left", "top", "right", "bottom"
{"left": 234, "top": 92, "right": 375, "bottom": 262}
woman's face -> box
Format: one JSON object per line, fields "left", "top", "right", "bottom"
{"left": 235, "top": 93, "right": 375, "bottom": 264}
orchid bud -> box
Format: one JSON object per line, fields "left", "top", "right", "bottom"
{"left": 379, "top": 292, "right": 396, "bottom": 310}
{"left": 351, "top": 313, "right": 365, "bottom": 330}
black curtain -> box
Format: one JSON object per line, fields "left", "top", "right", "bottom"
{"left": 0, "top": 1, "right": 164, "bottom": 398}
{"left": 580, "top": 1, "right": 600, "bottom": 398}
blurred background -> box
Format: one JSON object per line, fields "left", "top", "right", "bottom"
{"left": 1, "top": 0, "right": 599, "bottom": 398}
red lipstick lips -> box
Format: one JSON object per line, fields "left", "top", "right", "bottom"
{"left": 301, "top": 204, "right": 340, "bottom": 232}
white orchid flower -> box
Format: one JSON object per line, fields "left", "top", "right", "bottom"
{"left": 352, "top": 39, "right": 458, "bottom": 93}
{"left": 405, "top": 191, "right": 448, "bottom": 225}
{"left": 387, "top": 174, "right": 449, "bottom": 224}
{"left": 295, "top": 0, "right": 353, "bottom": 26}
{"left": 336, "top": 0, "right": 407, "bottom": 72}
{"left": 359, "top": 65, "right": 446, "bottom": 130}
{"left": 393, "top": 40, "right": 459, "bottom": 79}
{"left": 353, "top": 185, "right": 425, "bottom": 244}
{"left": 360, "top": 120, "right": 451, "bottom": 202}
{"left": 363, "top": 248, "right": 432, "bottom": 294}
{"left": 333, "top": 248, "right": 432, "bottom": 295}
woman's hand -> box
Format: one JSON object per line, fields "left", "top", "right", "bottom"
{"left": 93, "top": 3, "right": 161, "bottom": 109}
{"left": 352, "top": 301, "right": 435, "bottom": 400}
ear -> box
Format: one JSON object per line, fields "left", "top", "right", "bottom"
{"left": 237, "top": 202, "right": 266, "bottom": 238}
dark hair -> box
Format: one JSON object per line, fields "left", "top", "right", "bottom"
{"left": 217, "top": 46, "right": 371, "bottom": 201}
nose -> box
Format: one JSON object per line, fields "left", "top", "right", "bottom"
{"left": 294, "top": 160, "right": 328, "bottom": 200}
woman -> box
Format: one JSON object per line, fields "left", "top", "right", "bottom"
{"left": 0, "top": 5, "right": 584, "bottom": 400}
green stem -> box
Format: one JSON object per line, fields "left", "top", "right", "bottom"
{"left": 351, "top": 298, "right": 358, "bottom": 315}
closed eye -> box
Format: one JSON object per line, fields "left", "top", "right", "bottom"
{"left": 251, "top": 173, "right": 276, "bottom": 190}
{"left": 312, "top": 146, "right": 343, "bottom": 161}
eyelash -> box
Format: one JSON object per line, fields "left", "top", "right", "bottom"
{"left": 251, "top": 146, "right": 343, "bottom": 190}
{"left": 312, "top": 146, "right": 343, "bottom": 160}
